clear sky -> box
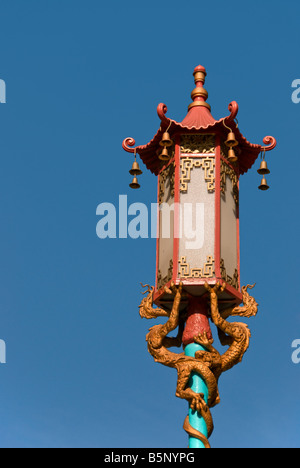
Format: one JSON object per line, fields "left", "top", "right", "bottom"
{"left": 0, "top": 0, "right": 299, "bottom": 448}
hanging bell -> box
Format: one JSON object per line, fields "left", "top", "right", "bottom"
{"left": 257, "top": 160, "right": 270, "bottom": 175}
{"left": 159, "top": 147, "right": 170, "bottom": 161}
{"left": 129, "top": 160, "right": 143, "bottom": 176}
{"left": 129, "top": 176, "right": 140, "bottom": 189}
{"left": 225, "top": 131, "right": 238, "bottom": 147}
{"left": 258, "top": 176, "right": 270, "bottom": 191}
{"left": 159, "top": 132, "right": 173, "bottom": 147}
{"left": 228, "top": 147, "right": 238, "bottom": 163}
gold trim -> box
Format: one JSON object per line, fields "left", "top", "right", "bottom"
{"left": 159, "top": 162, "right": 175, "bottom": 204}
{"left": 178, "top": 256, "right": 215, "bottom": 279}
{"left": 180, "top": 134, "right": 215, "bottom": 154}
{"left": 191, "top": 87, "right": 208, "bottom": 101}
{"left": 220, "top": 160, "right": 239, "bottom": 207}
{"left": 193, "top": 70, "right": 206, "bottom": 82}
{"left": 188, "top": 101, "right": 211, "bottom": 111}
{"left": 220, "top": 259, "right": 239, "bottom": 289}
{"left": 157, "top": 259, "right": 173, "bottom": 290}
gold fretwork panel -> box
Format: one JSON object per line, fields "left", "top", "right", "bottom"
{"left": 157, "top": 259, "right": 173, "bottom": 290}
{"left": 180, "top": 157, "right": 215, "bottom": 193}
{"left": 178, "top": 256, "right": 215, "bottom": 279}
{"left": 180, "top": 134, "right": 215, "bottom": 154}
{"left": 159, "top": 162, "right": 175, "bottom": 205}
{"left": 220, "top": 258, "right": 239, "bottom": 289}
{"left": 220, "top": 160, "right": 239, "bottom": 207}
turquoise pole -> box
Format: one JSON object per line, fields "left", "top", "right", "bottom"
{"left": 184, "top": 342, "right": 209, "bottom": 449}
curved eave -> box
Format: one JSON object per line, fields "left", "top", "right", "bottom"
{"left": 134, "top": 120, "right": 262, "bottom": 176}
{"left": 122, "top": 102, "right": 276, "bottom": 176}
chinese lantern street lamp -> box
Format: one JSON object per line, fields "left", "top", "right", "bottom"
{"left": 122, "top": 65, "right": 276, "bottom": 448}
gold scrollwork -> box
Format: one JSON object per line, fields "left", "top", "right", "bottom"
{"left": 220, "top": 258, "right": 239, "bottom": 289}
{"left": 220, "top": 160, "right": 239, "bottom": 207}
{"left": 159, "top": 162, "right": 175, "bottom": 204}
{"left": 180, "top": 134, "right": 215, "bottom": 154}
{"left": 180, "top": 157, "right": 215, "bottom": 193}
{"left": 178, "top": 256, "right": 215, "bottom": 279}
{"left": 157, "top": 259, "right": 173, "bottom": 290}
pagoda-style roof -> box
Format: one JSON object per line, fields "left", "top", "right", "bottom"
{"left": 123, "top": 65, "right": 276, "bottom": 176}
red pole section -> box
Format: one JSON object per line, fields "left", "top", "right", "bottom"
{"left": 182, "top": 296, "right": 212, "bottom": 346}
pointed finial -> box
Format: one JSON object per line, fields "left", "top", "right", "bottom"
{"left": 188, "top": 65, "right": 211, "bottom": 112}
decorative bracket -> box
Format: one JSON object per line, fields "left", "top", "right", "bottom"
{"left": 122, "top": 137, "right": 137, "bottom": 154}
{"left": 261, "top": 136, "right": 277, "bottom": 152}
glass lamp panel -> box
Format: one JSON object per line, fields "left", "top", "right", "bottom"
{"left": 220, "top": 160, "right": 239, "bottom": 290}
{"left": 177, "top": 134, "right": 216, "bottom": 285}
{"left": 157, "top": 162, "right": 175, "bottom": 290}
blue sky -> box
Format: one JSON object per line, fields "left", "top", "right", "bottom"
{"left": 0, "top": 0, "right": 299, "bottom": 448}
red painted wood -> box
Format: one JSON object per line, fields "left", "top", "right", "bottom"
{"left": 215, "top": 134, "right": 221, "bottom": 280}
{"left": 237, "top": 177, "right": 241, "bottom": 292}
{"left": 155, "top": 172, "right": 160, "bottom": 291}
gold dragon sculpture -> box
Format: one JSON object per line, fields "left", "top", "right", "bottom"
{"left": 139, "top": 281, "right": 258, "bottom": 448}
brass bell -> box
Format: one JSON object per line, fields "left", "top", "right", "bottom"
{"left": 159, "top": 147, "right": 170, "bottom": 161}
{"left": 257, "top": 160, "right": 270, "bottom": 175}
{"left": 228, "top": 147, "right": 238, "bottom": 163}
{"left": 258, "top": 176, "right": 269, "bottom": 191}
{"left": 129, "top": 160, "right": 143, "bottom": 176}
{"left": 129, "top": 176, "right": 140, "bottom": 189}
{"left": 225, "top": 131, "right": 238, "bottom": 147}
{"left": 159, "top": 132, "right": 173, "bottom": 147}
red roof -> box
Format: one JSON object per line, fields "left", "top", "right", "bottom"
{"left": 122, "top": 66, "right": 276, "bottom": 176}
{"left": 180, "top": 105, "right": 217, "bottom": 129}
